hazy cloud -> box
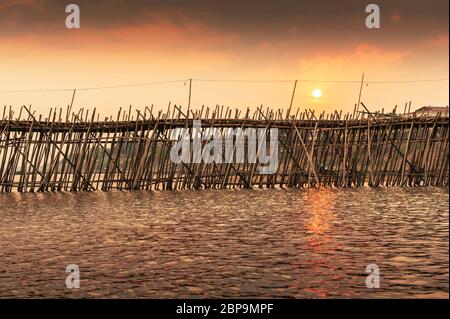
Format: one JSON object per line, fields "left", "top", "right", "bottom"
{"left": 0, "top": 0, "right": 448, "bottom": 36}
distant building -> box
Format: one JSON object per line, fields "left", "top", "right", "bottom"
{"left": 414, "top": 106, "right": 449, "bottom": 117}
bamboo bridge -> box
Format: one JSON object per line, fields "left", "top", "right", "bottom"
{"left": 0, "top": 104, "right": 448, "bottom": 192}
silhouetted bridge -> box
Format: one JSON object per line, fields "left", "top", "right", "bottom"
{"left": 0, "top": 105, "right": 448, "bottom": 192}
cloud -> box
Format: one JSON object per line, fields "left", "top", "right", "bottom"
{"left": 0, "top": 0, "right": 447, "bottom": 81}
{"left": 390, "top": 13, "right": 401, "bottom": 24}
{"left": 0, "top": 0, "right": 448, "bottom": 37}
{"left": 0, "top": 7, "right": 240, "bottom": 71}
{"left": 298, "top": 43, "right": 409, "bottom": 78}
{"left": 422, "top": 33, "right": 449, "bottom": 48}
{"left": 0, "top": 0, "right": 35, "bottom": 11}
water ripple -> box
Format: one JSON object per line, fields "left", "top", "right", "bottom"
{"left": 0, "top": 187, "right": 448, "bottom": 298}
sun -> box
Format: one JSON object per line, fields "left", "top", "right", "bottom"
{"left": 312, "top": 88, "right": 322, "bottom": 98}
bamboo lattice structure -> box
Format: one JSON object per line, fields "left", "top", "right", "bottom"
{"left": 0, "top": 104, "right": 448, "bottom": 192}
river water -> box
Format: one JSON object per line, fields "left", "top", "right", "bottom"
{"left": 0, "top": 187, "right": 448, "bottom": 298}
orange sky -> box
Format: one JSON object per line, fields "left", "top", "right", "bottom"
{"left": 0, "top": 0, "right": 448, "bottom": 118}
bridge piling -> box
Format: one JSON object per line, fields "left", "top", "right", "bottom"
{"left": 0, "top": 106, "right": 448, "bottom": 192}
